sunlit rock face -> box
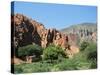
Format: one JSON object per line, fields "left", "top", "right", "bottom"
{"left": 11, "top": 14, "right": 81, "bottom": 62}
{"left": 12, "top": 13, "right": 70, "bottom": 49}
{"left": 61, "top": 23, "right": 97, "bottom": 44}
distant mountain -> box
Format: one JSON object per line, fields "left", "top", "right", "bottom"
{"left": 60, "top": 23, "right": 97, "bottom": 45}
{"left": 61, "top": 23, "right": 97, "bottom": 34}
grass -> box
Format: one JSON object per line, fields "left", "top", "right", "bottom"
{"left": 14, "top": 42, "right": 97, "bottom": 73}
{"left": 14, "top": 56, "right": 96, "bottom": 73}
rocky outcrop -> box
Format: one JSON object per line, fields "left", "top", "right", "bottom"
{"left": 61, "top": 23, "right": 97, "bottom": 45}
{"left": 12, "top": 14, "right": 70, "bottom": 49}
{"left": 11, "top": 14, "right": 80, "bottom": 63}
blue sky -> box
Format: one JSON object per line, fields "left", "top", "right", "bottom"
{"left": 12, "top": 1, "right": 97, "bottom": 30}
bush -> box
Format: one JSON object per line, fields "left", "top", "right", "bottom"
{"left": 18, "top": 44, "right": 43, "bottom": 57}
{"left": 51, "top": 57, "right": 91, "bottom": 71}
{"left": 80, "top": 41, "right": 89, "bottom": 51}
{"left": 85, "top": 43, "right": 97, "bottom": 60}
{"left": 14, "top": 64, "right": 23, "bottom": 73}
{"left": 90, "top": 60, "right": 97, "bottom": 69}
{"left": 79, "top": 42, "right": 97, "bottom": 69}
{"left": 84, "top": 43, "right": 97, "bottom": 69}
{"left": 42, "top": 44, "right": 66, "bottom": 61}
{"left": 14, "top": 42, "right": 97, "bottom": 73}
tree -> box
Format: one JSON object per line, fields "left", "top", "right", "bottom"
{"left": 18, "top": 44, "right": 43, "bottom": 60}
{"left": 42, "top": 44, "right": 66, "bottom": 61}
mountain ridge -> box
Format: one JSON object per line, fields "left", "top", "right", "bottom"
{"left": 61, "top": 22, "right": 97, "bottom": 32}
{"left": 60, "top": 22, "right": 97, "bottom": 46}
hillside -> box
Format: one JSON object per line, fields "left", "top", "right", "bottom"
{"left": 60, "top": 23, "right": 97, "bottom": 45}
{"left": 61, "top": 23, "right": 97, "bottom": 34}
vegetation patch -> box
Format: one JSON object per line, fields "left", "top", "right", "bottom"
{"left": 14, "top": 41, "right": 97, "bottom": 73}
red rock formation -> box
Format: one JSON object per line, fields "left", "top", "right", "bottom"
{"left": 68, "top": 33, "right": 78, "bottom": 46}
{"left": 11, "top": 14, "right": 80, "bottom": 64}
{"left": 12, "top": 13, "right": 70, "bottom": 49}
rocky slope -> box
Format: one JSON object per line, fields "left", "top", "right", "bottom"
{"left": 60, "top": 23, "right": 97, "bottom": 45}
{"left": 12, "top": 14, "right": 78, "bottom": 60}
{"left": 11, "top": 14, "right": 69, "bottom": 48}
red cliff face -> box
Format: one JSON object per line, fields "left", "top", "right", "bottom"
{"left": 12, "top": 14, "right": 70, "bottom": 49}
{"left": 11, "top": 14, "right": 79, "bottom": 60}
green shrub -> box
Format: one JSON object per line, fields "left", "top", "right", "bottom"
{"left": 42, "top": 44, "right": 66, "bottom": 61}
{"left": 14, "top": 65, "right": 23, "bottom": 73}
{"left": 14, "top": 62, "right": 53, "bottom": 73}
{"left": 53, "top": 59, "right": 76, "bottom": 70}
{"left": 79, "top": 42, "right": 97, "bottom": 69}
{"left": 84, "top": 43, "right": 97, "bottom": 69}
{"left": 80, "top": 41, "right": 89, "bottom": 51}
{"left": 18, "top": 44, "right": 43, "bottom": 57}
{"left": 51, "top": 57, "right": 91, "bottom": 71}
{"left": 85, "top": 43, "right": 97, "bottom": 60}
{"left": 14, "top": 42, "right": 97, "bottom": 73}
{"left": 90, "top": 60, "right": 97, "bottom": 69}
